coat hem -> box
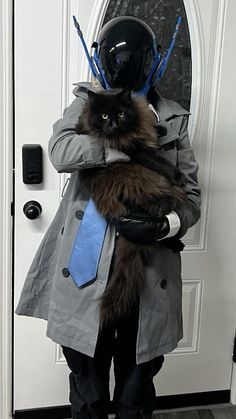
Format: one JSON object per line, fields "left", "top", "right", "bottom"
{"left": 136, "top": 334, "right": 183, "bottom": 364}
{"left": 15, "top": 305, "right": 49, "bottom": 321}
{"left": 46, "top": 324, "right": 96, "bottom": 358}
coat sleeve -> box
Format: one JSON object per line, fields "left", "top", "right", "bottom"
{"left": 48, "top": 95, "right": 130, "bottom": 173}
{"left": 175, "top": 115, "right": 201, "bottom": 238}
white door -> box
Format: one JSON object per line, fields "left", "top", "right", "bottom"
{"left": 14, "top": 0, "right": 236, "bottom": 411}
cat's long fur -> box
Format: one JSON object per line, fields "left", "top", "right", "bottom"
{"left": 75, "top": 89, "right": 187, "bottom": 328}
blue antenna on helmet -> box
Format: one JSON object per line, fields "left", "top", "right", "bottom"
{"left": 153, "top": 16, "right": 182, "bottom": 84}
{"left": 73, "top": 16, "right": 97, "bottom": 79}
{"left": 137, "top": 16, "right": 182, "bottom": 95}
{"left": 72, "top": 15, "right": 109, "bottom": 88}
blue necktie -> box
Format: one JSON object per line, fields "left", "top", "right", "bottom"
{"left": 68, "top": 198, "right": 108, "bottom": 288}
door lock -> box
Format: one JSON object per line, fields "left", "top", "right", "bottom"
{"left": 22, "top": 144, "right": 43, "bottom": 184}
{"left": 23, "top": 200, "right": 42, "bottom": 220}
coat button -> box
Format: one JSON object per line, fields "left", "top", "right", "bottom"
{"left": 75, "top": 210, "right": 84, "bottom": 220}
{"left": 160, "top": 278, "right": 167, "bottom": 289}
{"left": 62, "top": 268, "right": 70, "bottom": 277}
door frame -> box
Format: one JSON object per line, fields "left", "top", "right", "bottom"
{"left": 0, "top": 0, "right": 13, "bottom": 418}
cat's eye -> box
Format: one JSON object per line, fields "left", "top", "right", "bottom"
{"left": 118, "top": 112, "right": 125, "bottom": 118}
{"left": 101, "top": 113, "right": 109, "bottom": 120}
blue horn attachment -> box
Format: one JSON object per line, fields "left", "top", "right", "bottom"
{"left": 72, "top": 16, "right": 97, "bottom": 79}
{"left": 137, "top": 16, "right": 182, "bottom": 95}
{"left": 152, "top": 16, "right": 182, "bottom": 85}
{"left": 72, "top": 15, "right": 109, "bottom": 88}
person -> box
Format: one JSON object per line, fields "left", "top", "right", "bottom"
{"left": 15, "top": 16, "right": 201, "bottom": 419}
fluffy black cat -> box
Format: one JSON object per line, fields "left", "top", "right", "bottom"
{"left": 75, "top": 88, "right": 187, "bottom": 327}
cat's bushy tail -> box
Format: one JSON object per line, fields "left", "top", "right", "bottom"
{"left": 99, "top": 236, "right": 144, "bottom": 329}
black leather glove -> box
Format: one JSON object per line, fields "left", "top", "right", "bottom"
{"left": 111, "top": 209, "right": 170, "bottom": 244}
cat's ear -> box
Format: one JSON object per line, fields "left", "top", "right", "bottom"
{"left": 87, "top": 90, "right": 99, "bottom": 106}
{"left": 119, "top": 88, "right": 132, "bottom": 103}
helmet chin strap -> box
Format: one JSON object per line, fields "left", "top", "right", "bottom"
{"left": 73, "top": 15, "right": 182, "bottom": 95}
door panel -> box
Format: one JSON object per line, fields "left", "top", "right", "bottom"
{"left": 14, "top": 0, "right": 71, "bottom": 409}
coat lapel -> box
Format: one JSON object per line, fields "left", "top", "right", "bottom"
{"left": 154, "top": 92, "right": 190, "bottom": 147}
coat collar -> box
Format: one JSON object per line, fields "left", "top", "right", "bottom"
{"left": 73, "top": 82, "right": 190, "bottom": 146}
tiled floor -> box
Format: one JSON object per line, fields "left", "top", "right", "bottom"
{"left": 64, "top": 405, "right": 236, "bottom": 419}
{"left": 152, "top": 404, "right": 236, "bottom": 418}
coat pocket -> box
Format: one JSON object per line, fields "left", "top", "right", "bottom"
{"left": 142, "top": 247, "right": 182, "bottom": 344}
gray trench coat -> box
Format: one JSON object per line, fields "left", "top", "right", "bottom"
{"left": 15, "top": 82, "right": 201, "bottom": 364}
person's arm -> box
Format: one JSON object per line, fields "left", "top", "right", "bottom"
{"left": 113, "top": 114, "right": 201, "bottom": 243}
{"left": 174, "top": 115, "right": 201, "bottom": 238}
{"left": 48, "top": 95, "right": 130, "bottom": 173}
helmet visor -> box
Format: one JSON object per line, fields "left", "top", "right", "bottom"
{"left": 98, "top": 17, "right": 157, "bottom": 91}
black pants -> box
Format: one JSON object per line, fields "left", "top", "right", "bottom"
{"left": 62, "top": 304, "right": 164, "bottom": 419}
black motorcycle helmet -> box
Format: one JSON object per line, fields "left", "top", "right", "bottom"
{"left": 95, "top": 16, "right": 161, "bottom": 93}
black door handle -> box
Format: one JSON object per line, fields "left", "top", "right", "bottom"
{"left": 23, "top": 200, "right": 42, "bottom": 219}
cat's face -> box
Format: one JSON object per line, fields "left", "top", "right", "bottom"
{"left": 87, "top": 89, "right": 138, "bottom": 139}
